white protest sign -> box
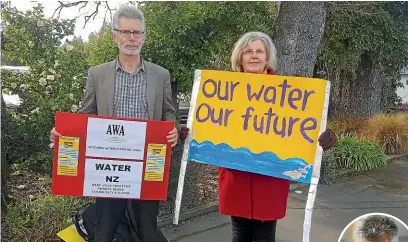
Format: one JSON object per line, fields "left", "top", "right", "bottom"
{"left": 83, "top": 158, "right": 143, "bottom": 199}
{"left": 86, "top": 117, "right": 147, "bottom": 160}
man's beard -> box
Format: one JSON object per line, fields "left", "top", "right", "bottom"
{"left": 119, "top": 42, "right": 142, "bottom": 56}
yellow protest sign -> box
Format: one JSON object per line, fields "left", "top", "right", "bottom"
{"left": 187, "top": 70, "right": 330, "bottom": 183}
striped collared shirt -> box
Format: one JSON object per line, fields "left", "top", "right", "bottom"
{"left": 113, "top": 58, "right": 149, "bottom": 119}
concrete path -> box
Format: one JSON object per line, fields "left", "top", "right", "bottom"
{"left": 163, "top": 159, "right": 408, "bottom": 242}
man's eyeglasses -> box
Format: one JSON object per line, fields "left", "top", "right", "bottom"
{"left": 114, "top": 29, "right": 144, "bottom": 38}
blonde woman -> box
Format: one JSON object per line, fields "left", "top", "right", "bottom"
{"left": 218, "top": 32, "right": 337, "bottom": 242}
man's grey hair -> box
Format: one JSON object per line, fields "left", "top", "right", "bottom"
{"left": 231, "top": 31, "right": 277, "bottom": 72}
{"left": 354, "top": 215, "right": 399, "bottom": 242}
{"left": 112, "top": 4, "right": 145, "bottom": 32}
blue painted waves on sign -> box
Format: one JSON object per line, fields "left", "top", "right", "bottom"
{"left": 188, "top": 139, "right": 312, "bottom": 183}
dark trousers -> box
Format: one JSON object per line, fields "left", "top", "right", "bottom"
{"left": 94, "top": 198, "right": 167, "bottom": 242}
{"left": 231, "top": 216, "right": 277, "bottom": 242}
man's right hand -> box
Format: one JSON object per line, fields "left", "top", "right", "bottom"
{"left": 50, "top": 127, "right": 61, "bottom": 143}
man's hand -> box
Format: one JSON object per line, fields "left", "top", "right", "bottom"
{"left": 166, "top": 127, "right": 178, "bottom": 147}
{"left": 50, "top": 127, "right": 61, "bottom": 143}
{"left": 318, "top": 129, "right": 337, "bottom": 151}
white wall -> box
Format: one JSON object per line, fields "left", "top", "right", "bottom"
{"left": 397, "top": 74, "right": 408, "bottom": 104}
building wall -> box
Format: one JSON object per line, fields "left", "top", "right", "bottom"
{"left": 397, "top": 74, "right": 408, "bottom": 104}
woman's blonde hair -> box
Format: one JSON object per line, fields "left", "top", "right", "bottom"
{"left": 231, "top": 31, "right": 277, "bottom": 72}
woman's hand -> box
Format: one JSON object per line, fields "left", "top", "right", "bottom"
{"left": 318, "top": 129, "right": 337, "bottom": 151}
{"left": 180, "top": 125, "right": 190, "bottom": 140}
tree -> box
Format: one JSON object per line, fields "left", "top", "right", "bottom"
{"left": 84, "top": 25, "right": 118, "bottom": 67}
{"left": 273, "top": 2, "right": 328, "bottom": 77}
{"left": 318, "top": 2, "right": 408, "bottom": 117}
{"left": 52, "top": 1, "right": 119, "bottom": 28}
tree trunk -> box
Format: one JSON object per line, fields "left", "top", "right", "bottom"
{"left": 273, "top": 1, "right": 328, "bottom": 77}
{"left": 328, "top": 53, "right": 382, "bottom": 117}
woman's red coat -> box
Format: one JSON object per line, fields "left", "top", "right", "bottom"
{"left": 218, "top": 69, "right": 291, "bottom": 221}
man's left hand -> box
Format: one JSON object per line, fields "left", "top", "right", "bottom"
{"left": 167, "top": 127, "right": 178, "bottom": 147}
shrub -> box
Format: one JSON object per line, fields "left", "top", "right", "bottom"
{"left": 327, "top": 114, "right": 367, "bottom": 137}
{"left": 361, "top": 113, "right": 408, "bottom": 155}
{"left": 5, "top": 195, "right": 93, "bottom": 241}
{"left": 333, "top": 134, "right": 387, "bottom": 172}
{"left": 1, "top": 5, "right": 87, "bottom": 168}
{"left": 319, "top": 149, "right": 338, "bottom": 185}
